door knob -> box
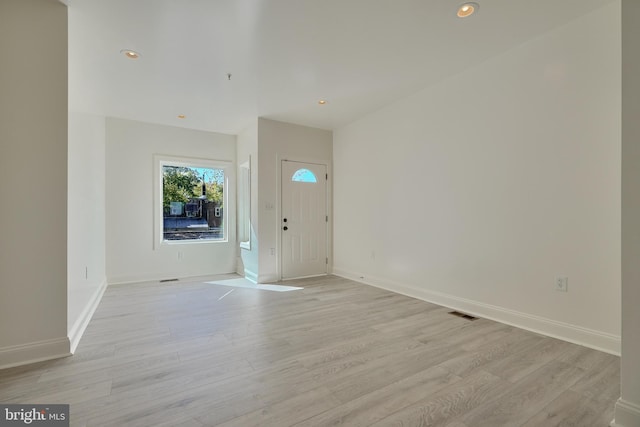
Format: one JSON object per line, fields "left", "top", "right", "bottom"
{"left": 283, "top": 226, "right": 288, "bottom": 231}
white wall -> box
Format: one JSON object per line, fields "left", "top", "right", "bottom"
{"left": 237, "top": 122, "right": 260, "bottom": 281}
{"left": 333, "top": 2, "right": 621, "bottom": 353}
{"left": 614, "top": 1, "right": 640, "bottom": 425}
{"left": 68, "top": 112, "right": 107, "bottom": 351}
{"left": 105, "top": 118, "right": 237, "bottom": 284}
{"left": 0, "top": 0, "right": 70, "bottom": 368}
{"left": 257, "top": 118, "right": 333, "bottom": 282}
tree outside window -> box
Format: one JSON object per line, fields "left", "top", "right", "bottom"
{"left": 162, "top": 165, "right": 225, "bottom": 241}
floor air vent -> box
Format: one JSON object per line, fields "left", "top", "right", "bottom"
{"left": 159, "top": 278, "right": 179, "bottom": 283}
{"left": 448, "top": 311, "right": 478, "bottom": 321}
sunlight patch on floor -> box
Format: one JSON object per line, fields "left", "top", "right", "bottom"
{"left": 206, "top": 278, "right": 303, "bottom": 292}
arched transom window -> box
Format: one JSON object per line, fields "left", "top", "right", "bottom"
{"left": 291, "top": 168, "right": 317, "bottom": 183}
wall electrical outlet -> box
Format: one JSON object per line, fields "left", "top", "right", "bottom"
{"left": 555, "top": 276, "right": 568, "bottom": 292}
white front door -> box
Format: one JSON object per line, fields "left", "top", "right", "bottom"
{"left": 281, "top": 160, "right": 327, "bottom": 279}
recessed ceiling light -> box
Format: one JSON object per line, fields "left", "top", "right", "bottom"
{"left": 318, "top": 100, "right": 327, "bottom": 105}
{"left": 177, "top": 115, "right": 186, "bottom": 119}
{"left": 457, "top": 2, "right": 479, "bottom": 18}
{"left": 120, "top": 49, "right": 141, "bottom": 59}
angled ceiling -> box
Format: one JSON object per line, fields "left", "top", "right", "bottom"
{"left": 67, "top": 0, "right": 615, "bottom": 135}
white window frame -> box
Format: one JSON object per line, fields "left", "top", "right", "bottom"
{"left": 153, "top": 154, "right": 232, "bottom": 249}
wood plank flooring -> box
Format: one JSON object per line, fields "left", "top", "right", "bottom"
{"left": 0, "top": 275, "right": 619, "bottom": 426}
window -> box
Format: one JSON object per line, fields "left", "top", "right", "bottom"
{"left": 291, "top": 168, "right": 317, "bottom": 183}
{"left": 238, "top": 158, "right": 251, "bottom": 250}
{"left": 155, "top": 156, "right": 231, "bottom": 246}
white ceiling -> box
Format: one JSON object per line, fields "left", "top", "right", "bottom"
{"left": 67, "top": 0, "right": 615, "bottom": 135}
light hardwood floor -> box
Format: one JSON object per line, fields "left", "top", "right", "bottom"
{"left": 0, "top": 275, "right": 619, "bottom": 426}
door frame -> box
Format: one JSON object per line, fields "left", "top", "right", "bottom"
{"left": 278, "top": 156, "right": 331, "bottom": 280}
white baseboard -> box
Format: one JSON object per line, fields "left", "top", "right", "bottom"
{"left": 0, "top": 337, "right": 70, "bottom": 370}
{"left": 611, "top": 399, "right": 640, "bottom": 427}
{"left": 332, "top": 268, "right": 621, "bottom": 356}
{"left": 68, "top": 279, "right": 108, "bottom": 353}
{"left": 244, "top": 269, "right": 258, "bottom": 284}
{"left": 258, "top": 273, "right": 280, "bottom": 283}
{"left": 109, "top": 270, "right": 238, "bottom": 286}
